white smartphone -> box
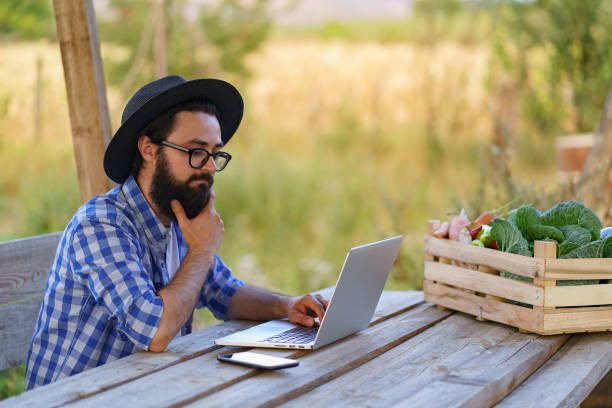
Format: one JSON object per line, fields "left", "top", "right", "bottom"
{"left": 217, "top": 351, "right": 299, "bottom": 370}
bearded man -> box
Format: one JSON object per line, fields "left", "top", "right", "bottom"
{"left": 25, "top": 76, "right": 327, "bottom": 389}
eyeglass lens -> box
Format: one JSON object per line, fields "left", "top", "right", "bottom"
{"left": 190, "top": 150, "right": 229, "bottom": 171}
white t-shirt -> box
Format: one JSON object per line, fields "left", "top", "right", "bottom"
{"left": 165, "top": 223, "right": 182, "bottom": 340}
{"left": 166, "top": 222, "right": 181, "bottom": 281}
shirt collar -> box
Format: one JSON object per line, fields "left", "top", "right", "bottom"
{"left": 121, "top": 175, "right": 170, "bottom": 247}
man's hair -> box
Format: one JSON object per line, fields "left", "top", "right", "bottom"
{"left": 131, "top": 100, "right": 219, "bottom": 177}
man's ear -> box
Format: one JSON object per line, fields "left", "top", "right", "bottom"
{"left": 137, "top": 135, "right": 157, "bottom": 164}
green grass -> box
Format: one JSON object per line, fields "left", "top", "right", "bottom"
{"left": 0, "top": 365, "right": 25, "bottom": 400}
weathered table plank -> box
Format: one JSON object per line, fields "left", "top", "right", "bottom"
{"left": 0, "top": 290, "right": 422, "bottom": 408}
{"left": 182, "top": 303, "right": 452, "bottom": 408}
{"left": 392, "top": 333, "right": 569, "bottom": 407}
{"left": 58, "top": 291, "right": 425, "bottom": 408}
{"left": 282, "top": 314, "right": 509, "bottom": 407}
{"left": 282, "top": 313, "right": 569, "bottom": 408}
{"left": 0, "top": 320, "right": 253, "bottom": 408}
{"left": 496, "top": 333, "right": 612, "bottom": 408}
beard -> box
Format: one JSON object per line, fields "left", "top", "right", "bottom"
{"left": 149, "top": 150, "right": 214, "bottom": 220}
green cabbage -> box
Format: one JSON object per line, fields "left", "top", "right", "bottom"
{"left": 490, "top": 218, "right": 531, "bottom": 257}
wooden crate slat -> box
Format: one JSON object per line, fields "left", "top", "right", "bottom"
{"left": 423, "top": 280, "right": 542, "bottom": 332}
{"left": 425, "top": 261, "right": 544, "bottom": 306}
{"left": 497, "top": 333, "right": 612, "bottom": 408}
{"left": 545, "top": 284, "right": 612, "bottom": 307}
{"left": 424, "top": 235, "right": 541, "bottom": 279}
{"left": 545, "top": 258, "right": 612, "bottom": 280}
{"left": 543, "top": 307, "right": 612, "bottom": 333}
{"left": 0, "top": 290, "right": 424, "bottom": 408}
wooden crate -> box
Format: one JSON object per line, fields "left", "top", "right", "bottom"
{"left": 423, "top": 220, "right": 612, "bottom": 335}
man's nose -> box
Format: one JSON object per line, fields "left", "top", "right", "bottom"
{"left": 202, "top": 156, "right": 217, "bottom": 172}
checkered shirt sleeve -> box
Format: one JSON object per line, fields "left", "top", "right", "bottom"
{"left": 69, "top": 217, "right": 163, "bottom": 349}
{"left": 196, "top": 254, "right": 244, "bottom": 320}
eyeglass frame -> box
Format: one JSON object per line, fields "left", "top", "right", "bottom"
{"left": 158, "top": 140, "right": 232, "bottom": 171}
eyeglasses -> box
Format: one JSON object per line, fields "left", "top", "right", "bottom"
{"left": 159, "top": 140, "right": 232, "bottom": 172}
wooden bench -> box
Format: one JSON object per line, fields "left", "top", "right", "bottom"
{"left": 0, "top": 232, "right": 62, "bottom": 371}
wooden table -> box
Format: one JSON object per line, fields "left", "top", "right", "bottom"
{"left": 2, "top": 289, "right": 610, "bottom": 407}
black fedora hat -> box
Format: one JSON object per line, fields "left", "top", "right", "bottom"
{"left": 103, "top": 75, "right": 243, "bottom": 184}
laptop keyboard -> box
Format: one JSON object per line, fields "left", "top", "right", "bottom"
{"left": 262, "top": 326, "right": 318, "bottom": 344}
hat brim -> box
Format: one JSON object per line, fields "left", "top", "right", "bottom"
{"left": 104, "top": 78, "right": 243, "bottom": 184}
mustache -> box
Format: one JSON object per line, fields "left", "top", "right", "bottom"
{"left": 187, "top": 172, "right": 214, "bottom": 186}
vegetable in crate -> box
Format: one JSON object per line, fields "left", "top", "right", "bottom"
{"left": 492, "top": 201, "right": 611, "bottom": 259}
{"left": 490, "top": 218, "right": 531, "bottom": 256}
{"left": 433, "top": 221, "right": 450, "bottom": 238}
{"left": 448, "top": 215, "right": 472, "bottom": 243}
{"left": 489, "top": 201, "right": 612, "bottom": 288}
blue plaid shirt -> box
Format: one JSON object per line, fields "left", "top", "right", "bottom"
{"left": 25, "top": 175, "right": 243, "bottom": 389}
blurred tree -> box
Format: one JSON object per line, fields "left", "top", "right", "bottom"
{"left": 99, "top": 0, "right": 272, "bottom": 98}
{"left": 0, "top": 0, "right": 54, "bottom": 40}
{"left": 200, "top": 0, "right": 272, "bottom": 76}
{"left": 491, "top": 0, "right": 612, "bottom": 135}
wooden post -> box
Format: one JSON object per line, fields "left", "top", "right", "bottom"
{"left": 53, "top": 0, "right": 112, "bottom": 203}
{"left": 153, "top": 0, "right": 167, "bottom": 78}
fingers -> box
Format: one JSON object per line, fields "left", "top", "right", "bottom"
{"left": 292, "top": 294, "right": 327, "bottom": 326}
{"left": 315, "top": 294, "right": 329, "bottom": 309}
{"left": 307, "top": 295, "right": 327, "bottom": 322}
{"left": 205, "top": 187, "right": 216, "bottom": 212}
{"left": 289, "top": 311, "right": 315, "bottom": 327}
{"left": 171, "top": 200, "right": 188, "bottom": 227}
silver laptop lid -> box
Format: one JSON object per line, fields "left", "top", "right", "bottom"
{"left": 312, "top": 235, "right": 403, "bottom": 348}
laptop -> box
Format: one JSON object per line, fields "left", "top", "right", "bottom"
{"left": 215, "top": 235, "right": 403, "bottom": 350}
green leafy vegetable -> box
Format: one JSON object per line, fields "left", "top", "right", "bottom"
{"left": 490, "top": 218, "right": 531, "bottom": 257}
{"left": 558, "top": 241, "right": 580, "bottom": 257}
{"left": 490, "top": 201, "right": 609, "bottom": 289}
{"left": 541, "top": 201, "right": 602, "bottom": 241}
{"left": 560, "top": 235, "right": 612, "bottom": 259}
{"left": 558, "top": 225, "right": 592, "bottom": 245}
{"left": 513, "top": 206, "right": 542, "bottom": 234}
{"left": 523, "top": 225, "right": 565, "bottom": 243}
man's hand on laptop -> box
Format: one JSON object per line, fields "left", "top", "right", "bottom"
{"left": 284, "top": 294, "right": 329, "bottom": 327}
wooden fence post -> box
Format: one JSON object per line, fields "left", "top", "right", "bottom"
{"left": 53, "top": 0, "right": 112, "bottom": 202}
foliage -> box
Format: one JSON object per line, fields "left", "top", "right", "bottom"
{"left": 99, "top": 0, "right": 272, "bottom": 97}
{"left": 200, "top": 0, "right": 272, "bottom": 76}
{"left": 490, "top": 0, "right": 612, "bottom": 135}
{"left": 0, "top": 365, "right": 25, "bottom": 399}
{"left": 0, "top": 0, "right": 54, "bottom": 40}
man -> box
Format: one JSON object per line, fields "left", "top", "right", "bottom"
{"left": 25, "top": 75, "right": 328, "bottom": 389}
